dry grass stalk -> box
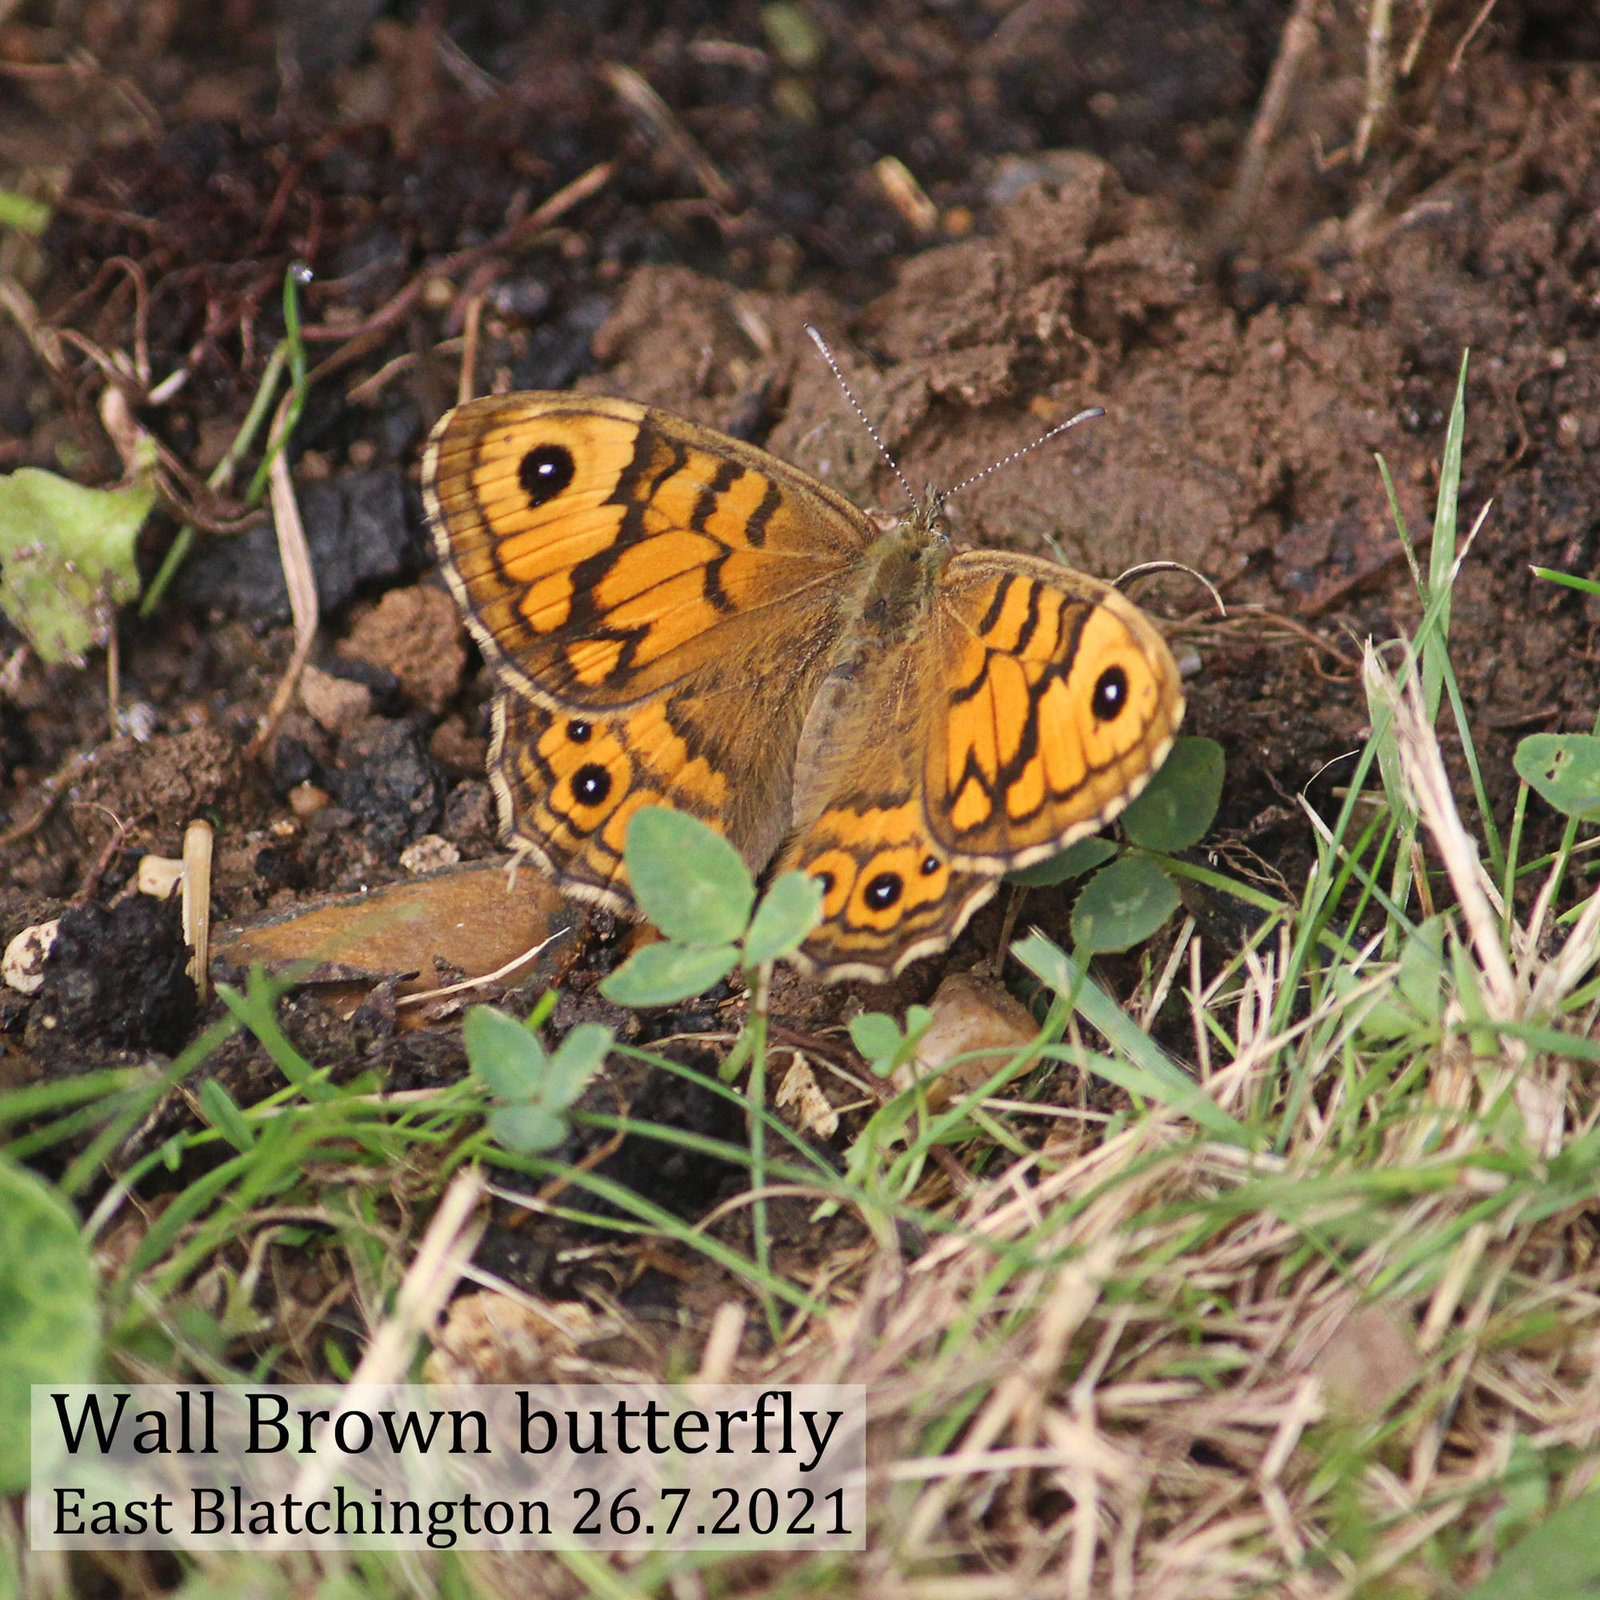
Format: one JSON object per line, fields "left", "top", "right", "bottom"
{"left": 741, "top": 673, "right": 1600, "bottom": 1594}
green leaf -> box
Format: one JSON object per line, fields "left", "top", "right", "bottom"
{"left": 197, "top": 1079, "right": 255, "bottom": 1152}
{"left": 0, "top": 469, "right": 153, "bottom": 664}
{"left": 1120, "top": 737, "right": 1224, "bottom": 852}
{"left": 848, "top": 1012, "right": 905, "bottom": 1073}
{"left": 1465, "top": 1488, "right": 1600, "bottom": 1600}
{"left": 0, "top": 187, "right": 49, "bottom": 235}
{"left": 625, "top": 807, "right": 755, "bottom": 946}
{"left": 1514, "top": 734, "right": 1600, "bottom": 822}
{"left": 600, "top": 940, "right": 740, "bottom": 1007}
{"left": 848, "top": 1006, "right": 933, "bottom": 1077}
{"left": 0, "top": 1158, "right": 99, "bottom": 1493}
{"left": 462, "top": 1004, "right": 548, "bottom": 1099}
{"left": 487, "top": 1104, "right": 568, "bottom": 1154}
{"left": 761, "top": 2, "right": 826, "bottom": 68}
{"left": 547, "top": 1022, "right": 613, "bottom": 1101}
{"left": 1530, "top": 565, "right": 1600, "bottom": 598}
{"left": 1419, "top": 349, "right": 1469, "bottom": 724}
{"left": 465, "top": 1009, "right": 611, "bottom": 1155}
{"left": 1005, "top": 836, "right": 1116, "bottom": 888}
{"left": 1072, "top": 855, "right": 1181, "bottom": 952}
{"left": 743, "top": 871, "right": 824, "bottom": 965}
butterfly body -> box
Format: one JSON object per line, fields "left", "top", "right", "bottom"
{"left": 424, "top": 391, "right": 1184, "bottom": 982}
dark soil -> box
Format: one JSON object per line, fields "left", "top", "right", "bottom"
{"left": 4, "top": 0, "right": 1600, "bottom": 1311}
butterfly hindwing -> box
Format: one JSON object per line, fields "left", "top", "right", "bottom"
{"left": 928, "top": 553, "right": 1185, "bottom": 868}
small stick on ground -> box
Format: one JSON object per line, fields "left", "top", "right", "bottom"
{"left": 297, "top": 161, "right": 613, "bottom": 368}
{"left": 181, "top": 818, "right": 213, "bottom": 1005}
{"left": 1213, "top": 0, "right": 1320, "bottom": 250}
{"left": 0, "top": 747, "right": 96, "bottom": 849}
{"left": 457, "top": 293, "right": 484, "bottom": 406}
{"left": 72, "top": 807, "right": 144, "bottom": 903}
{"left": 602, "top": 62, "right": 738, "bottom": 212}
{"left": 1355, "top": 0, "right": 1395, "bottom": 164}
{"left": 1448, "top": 0, "right": 1500, "bottom": 74}
{"left": 104, "top": 613, "right": 119, "bottom": 742}
{"left": 247, "top": 441, "right": 318, "bottom": 759}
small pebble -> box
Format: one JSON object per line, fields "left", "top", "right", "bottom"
{"left": 137, "top": 855, "right": 184, "bottom": 898}
{"left": 894, "top": 972, "right": 1041, "bottom": 1106}
{"left": 3, "top": 919, "right": 59, "bottom": 995}
{"left": 400, "top": 834, "right": 461, "bottom": 874}
{"left": 289, "top": 782, "right": 333, "bottom": 819}
{"left": 300, "top": 663, "right": 374, "bottom": 734}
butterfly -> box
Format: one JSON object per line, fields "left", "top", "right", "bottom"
{"left": 422, "top": 390, "right": 1184, "bottom": 982}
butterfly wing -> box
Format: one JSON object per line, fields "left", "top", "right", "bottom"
{"left": 926, "top": 552, "right": 1185, "bottom": 868}
{"left": 777, "top": 554, "right": 1184, "bottom": 981}
{"left": 425, "top": 394, "right": 877, "bottom": 903}
{"left": 486, "top": 691, "right": 806, "bottom": 915}
{"left": 424, "top": 393, "right": 870, "bottom": 709}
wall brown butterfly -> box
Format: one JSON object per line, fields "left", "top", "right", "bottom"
{"left": 423, "top": 390, "right": 1184, "bottom": 981}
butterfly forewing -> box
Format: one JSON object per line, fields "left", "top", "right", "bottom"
{"left": 424, "top": 393, "right": 871, "bottom": 711}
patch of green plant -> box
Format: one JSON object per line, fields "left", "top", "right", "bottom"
{"left": 1005, "top": 735, "right": 1225, "bottom": 951}
{"left": 463, "top": 995, "right": 612, "bottom": 1154}
{"left": 1464, "top": 1483, "right": 1600, "bottom": 1599}
{"left": 0, "top": 1157, "right": 99, "bottom": 1493}
{"left": 141, "top": 261, "right": 312, "bottom": 616}
{"left": 0, "top": 469, "right": 154, "bottom": 663}
{"left": 847, "top": 1006, "right": 933, "bottom": 1078}
{"left": 1011, "top": 930, "right": 1250, "bottom": 1144}
{"left": 582, "top": 805, "right": 824, "bottom": 1329}
{"left": 599, "top": 806, "right": 824, "bottom": 1008}
{"left": 0, "top": 185, "right": 50, "bottom": 234}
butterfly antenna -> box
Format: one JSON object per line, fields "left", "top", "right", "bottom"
{"left": 804, "top": 324, "right": 916, "bottom": 505}
{"left": 944, "top": 406, "right": 1105, "bottom": 501}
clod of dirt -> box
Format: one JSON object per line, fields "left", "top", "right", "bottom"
{"left": 398, "top": 834, "right": 459, "bottom": 874}
{"left": 269, "top": 734, "right": 319, "bottom": 796}
{"left": 23, "top": 896, "right": 196, "bottom": 1057}
{"left": 299, "top": 663, "right": 373, "bottom": 734}
{"left": 900, "top": 971, "right": 1043, "bottom": 1107}
{"left": 333, "top": 720, "right": 445, "bottom": 857}
{"left": 179, "top": 469, "right": 422, "bottom": 621}
{"left": 337, "top": 584, "right": 467, "bottom": 714}
{"left": 429, "top": 716, "right": 489, "bottom": 780}
{"left": 439, "top": 780, "right": 496, "bottom": 852}
{"left": 76, "top": 726, "right": 242, "bottom": 829}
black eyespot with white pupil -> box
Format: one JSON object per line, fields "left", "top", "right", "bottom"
{"left": 813, "top": 870, "right": 835, "bottom": 897}
{"left": 1091, "top": 665, "right": 1129, "bottom": 722}
{"left": 864, "top": 872, "right": 903, "bottom": 910}
{"left": 567, "top": 719, "right": 591, "bottom": 743}
{"left": 571, "top": 764, "right": 610, "bottom": 806}
{"left": 921, "top": 855, "right": 941, "bottom": 876}
{"left": 520, "top": 443, "right": 575, "bottom": 507}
